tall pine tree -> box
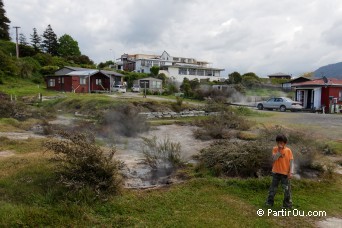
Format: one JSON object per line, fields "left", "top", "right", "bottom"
{"left": 0, "top": 0, "right": 11, "bottom": 40}
{"left": 30, "top": 28, "right": 41, "bottom": 52}
{"left": 19, "top": 33, "right": 28, "bottom": 45}
{"left": 41, "top": 24, "right": 59, "bottom": 55}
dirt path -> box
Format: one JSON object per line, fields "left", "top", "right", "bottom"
{"left": 0, "top": 132, "right": 45, "bottom": 140}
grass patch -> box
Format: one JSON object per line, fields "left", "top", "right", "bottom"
{"left": 148, "top": 116, "right": 210, "bottom": 126}
{"left": 0, "top": 77, "right": 58, "bottom": 97}
{"left": 326, "top": 141, "right": 342, "bottom": 155}
{"left": 0, "top": 138, "right": 45, "bottom": 155}
{"left": 233, "top": 106, "right": 273, "bottom": 117}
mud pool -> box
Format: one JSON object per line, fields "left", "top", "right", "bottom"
{"left": 112, "top": 124, "right": 212, "bottom": 188}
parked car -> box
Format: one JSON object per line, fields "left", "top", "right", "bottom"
{"left": 132, "top": 84, "right": 140, "bottom": 92}
{"left": 256, "top": 97, "right": 303, "bottom": 112}
{"left": 112, "top": 85, "right": 126, "bottom": 93}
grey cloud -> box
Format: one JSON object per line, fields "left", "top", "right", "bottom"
{"left": 323, "top": 20, "right": 342, "bottom": 47}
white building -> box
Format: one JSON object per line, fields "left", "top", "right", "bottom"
{"left": 116, "top": 51, "right": 224, "bottom": 82}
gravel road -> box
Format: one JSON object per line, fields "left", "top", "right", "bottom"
{"left": 252, "top": 110, "right": 342, "bottom": 140}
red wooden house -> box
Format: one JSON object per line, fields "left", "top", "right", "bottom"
{"left": 46, "top": 68, "right": 123, "bottom": 93}
{"left": 292, "top": 78, "right": 342, "bottom": 113}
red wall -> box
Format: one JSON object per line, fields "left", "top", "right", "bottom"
{"left": 46, "top": 76, "right": 72, "bottom": 92}
{"left": 47, "top": 74, "right": 111, "bottom": 93}
{"left": 89, "top": 73, "right": 110, "bottom": 91}
{"left": 322, "top": 86, "right": 342, "bottom": 112}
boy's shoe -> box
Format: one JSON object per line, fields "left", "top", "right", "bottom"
{"left": 265, "top": 202, "right": 273, "bottom": 207}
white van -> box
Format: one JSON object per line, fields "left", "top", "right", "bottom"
{"left": 112, "top": 85, "right": 126, "bottom": 93}
{"left": 132, "top": 84, "right": 140, "bottom": 92}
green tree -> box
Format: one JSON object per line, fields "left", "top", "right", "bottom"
{"left": 67, "top": 54, "right": 94, "bottom": 65}
{"left": 228, "top": 71, "right": 242, "bottom": 84}
{"left": 98, "top": 60, "right": 114, "bottom": 69}
{"left": 19, "top": 33, "right": 28, "bottom": 45}
{"left": 30, "top": 28, "right": 42, "bottom": 53}
{"left": 242, "top": 72, "right": 259, "bottom": 80}
{"left": 0, "top": 0, "right": 10, "bottom": 41}
{"left": 180, "top": 77, "right": 192, "bottom": 97}
{"left": 57, "top": 34, "right": 81, "bottom": 57}
{"left": 156, "top": 73, "right": 167, "bottom": 84}
{"left": 18, "top": 44, "right": 36, "bottom": 57}
{"left": 150, "top": 66, "right": 160, "bottom": 76}
{"left": 189, "top": 78, "right": 200, "bottom": 90}
{"left": 41, "top": 24, "right": 59, "bottom": 55}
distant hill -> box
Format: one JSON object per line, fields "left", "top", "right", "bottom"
{"left": 313, "top": 62, "right": 342, "bottom": 79}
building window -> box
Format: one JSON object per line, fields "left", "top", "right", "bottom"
{"left": 96, "top": 79, "right": 102, "bottom": 85}
{"left": 179, "top": 68, "right": 187, "bottom": 75}
{"left": 156, "top": 81, "right": 161, "bottom": 89}
{"left": 48, "top": 79, "right": 55, "bottom": 87}
{"left": 339, "top": 89, "right": 342, "bottom": 101}
{"left": 197, "top": 69, "right": 204, "bottom": 76}
{"left": 189, "top": 68, "right": 196, "bottom": 75}
{"left": 173, "top": 57, "right": 179, "bottom": 61}
{"left": 152, "top": 81, "right": 157, "bottom": 88}
{"left": 146, "top": 60, "right": 152, "bottom": 67}
{"left": 153, "top": 61, "right": 159, "bottom": 66}
{"left": 80, "top": 78, "right": 86, "bottom": 85}
{"left": 206, "top": 70, "right": 213, "bottom": 76}
{"left": 160, "top": 61, "right": 165, "bottom": 65}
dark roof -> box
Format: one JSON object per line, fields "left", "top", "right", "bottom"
{"left": 268, "top": 72, "right": 291, "bottom": 77}
{"left": 100, "top": 70, "right": 124, "bottom": 77}
{"left": 292, "top": 78, "right": 342, "bottom": 87}
{"left": 287, "top": 77, "right": 311, "bottom": 83}
{"left": 139, "top": 77, "right": 162, "bottom": 81}
{"left": 62, "top": 66, "right": 92, "bottom": 71}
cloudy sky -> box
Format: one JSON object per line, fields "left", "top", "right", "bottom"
{"left": 4, "top": 0, "right": 342, "bottom": 77}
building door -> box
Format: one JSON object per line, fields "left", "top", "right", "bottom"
{"left": 297, "top": 90, "right": 305, "bottom": 106}
{"left": 306, "top": 89, "right": 312, "bottom": 109}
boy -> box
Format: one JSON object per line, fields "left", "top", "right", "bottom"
{"left": 266, "top": 134, "right": 294, "bottom": 209}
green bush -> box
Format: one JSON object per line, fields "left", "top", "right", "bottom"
{"left": 194, "top": 109, "right": 252, "bottom": 140}
{"left": 0, "top": 100, "right": 28, "bottom": 119}
{"left": 44, "top": 131, "right": 123, "bottom": 196}
{"left": 197, "top": 140, "right": 272, "bottom": 177}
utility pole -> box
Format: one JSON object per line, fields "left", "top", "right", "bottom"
{"left": 13, "top": 26, "right": 21, "bottom": 59}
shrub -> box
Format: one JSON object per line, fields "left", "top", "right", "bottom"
{"left": 196, "top": 140, "right": 272, "bottom": 177}
{"left": 141, "top": 136, "right": 183, "bottom": 170}
{"left": 194, "top": 109, "right": 252, "bottom": 140}
{"left": 0, "top": 100, "right": 28, "bottom": 120}
{"left": 258, "top": 125, "right": 326, "bottom": 175}
{"left": 171, "top": 96, "right": 184, "bottom": 112}
{"left": 44, "top": 131, "right": 123, "bottom": 196}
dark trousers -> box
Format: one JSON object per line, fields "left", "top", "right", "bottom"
{"left": 266, "top": 173, "right": 292, "bottom": 207}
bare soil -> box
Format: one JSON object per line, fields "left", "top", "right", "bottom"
{"left": 113, "top": 124, "right": 212, "bottom": 188}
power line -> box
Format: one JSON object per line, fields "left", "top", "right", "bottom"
{"left": 13, "top": 26, "right": 21, "bottom": 59}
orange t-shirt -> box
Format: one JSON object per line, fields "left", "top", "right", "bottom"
{"left": 272, "top": 146, "right": 293, "bottom": 175}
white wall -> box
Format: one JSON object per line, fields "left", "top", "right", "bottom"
{"left": 163, "top": 67, "right": 222, "bottom": 82}
{"left": 314, "top": 88, "right": 321, "bottom": 109}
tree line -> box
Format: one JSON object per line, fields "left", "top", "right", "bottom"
{"left": 0, "top": 0, "right": 96, "bottom": 82}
